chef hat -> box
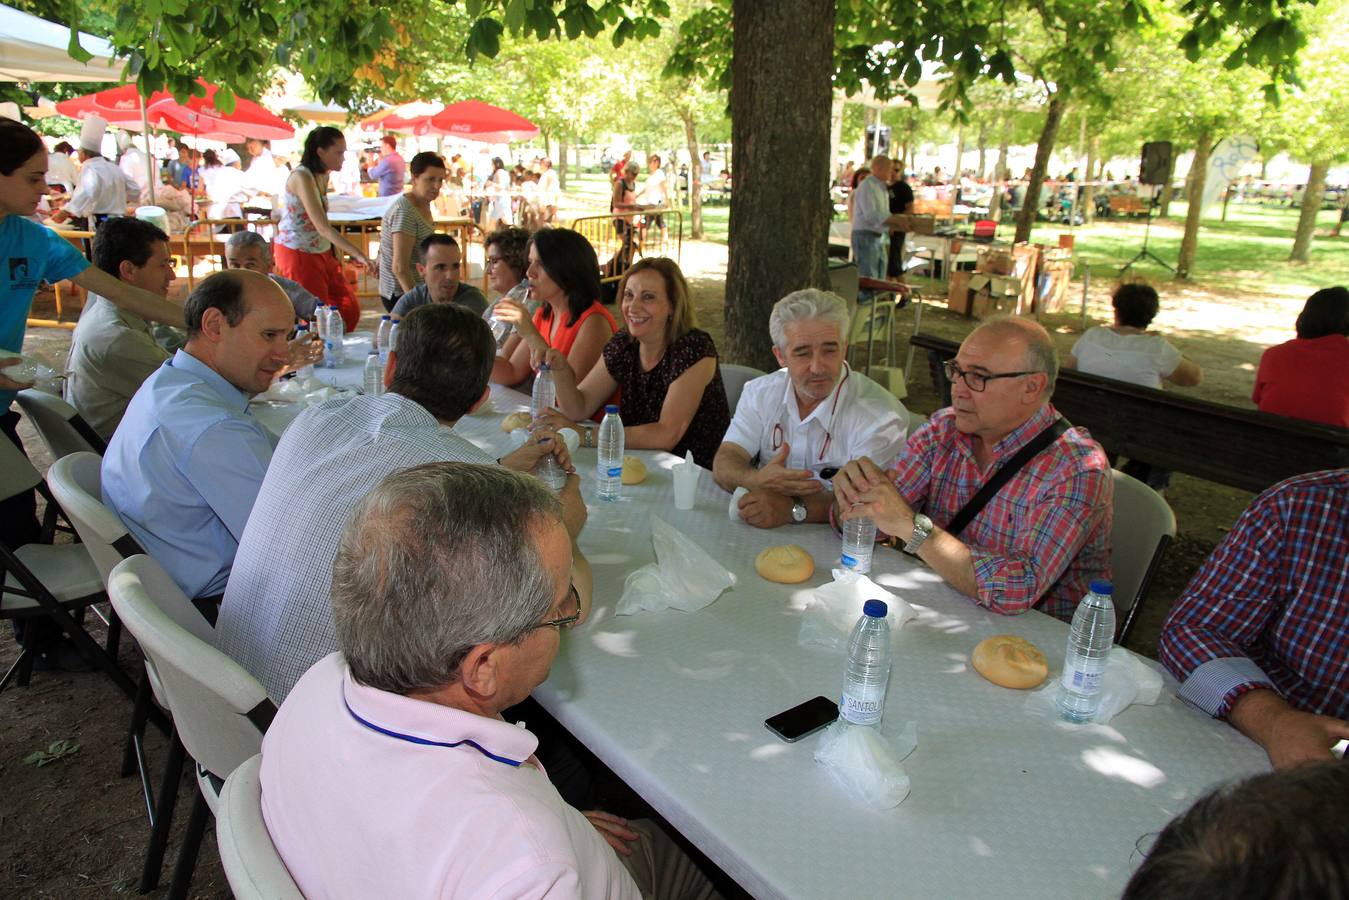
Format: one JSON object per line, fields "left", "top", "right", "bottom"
{"left": 220, "top": 148, "right": 241, "bottom": 166}
{"left": 116, "top": 130, "right": 132, "bottom": 152}
{"left": 79, "top": 114, "right": 108, "bottom": 153}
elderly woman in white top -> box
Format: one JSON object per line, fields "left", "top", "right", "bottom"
{"left": 1065, "top": 281, "right": 1202, "bottom": 490}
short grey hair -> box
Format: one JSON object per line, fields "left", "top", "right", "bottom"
{"left": 331, "top": 462, "right": 564, "bottom": 695}
{"left": 768, "top": 289, "right": 851, "bottom": 350}
{"left": 976, "top": 316, "right": 1059, "bottom": 394}
{"left": 224, "top": 230, "right": 270, "bottom": 257}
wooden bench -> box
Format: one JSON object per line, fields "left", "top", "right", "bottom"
{"left": 1108, "top": 195, "right": 1147, "bottom": 217}
{"left": 909, "top": 333, "right": 1349, "bottom": 494}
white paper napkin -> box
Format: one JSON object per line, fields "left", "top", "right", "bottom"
{"left": 799, "top": 570, "right": 916, "bottom": 650}
{"left": 616, "top": 516, "right": 735, "bottom": 615}
{"left": 815, "top": 719, "right": 918, "bottom": 809}
{"left": 1024, "top": 646, "right": 1167, "bottom": 724}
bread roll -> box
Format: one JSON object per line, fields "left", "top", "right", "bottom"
{"left": 971, "top": 635, "right": 1049, "bottom": 689}
{"left": 621, "top": 455, "right": 647, "bottom": 484}
{"left": 754, "top": 545, "right": 815, "bottom": 584}
{"left": 501, "top": 411, "right": 533, "bottom": 432}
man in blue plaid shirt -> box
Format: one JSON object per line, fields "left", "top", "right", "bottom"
{"left": 1159, "top": 469, "right": 1349, "bottom": 769}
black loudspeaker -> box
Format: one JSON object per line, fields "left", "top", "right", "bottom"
{"left": 1140, "top": 142, "right": 1173, "bottom": 186}
{"left": 865, "top": 124, "right": 892, "bottom": 159}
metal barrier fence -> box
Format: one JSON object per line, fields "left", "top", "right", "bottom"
{"left": 566, "top": 209, "right": 683, "bottom": 285}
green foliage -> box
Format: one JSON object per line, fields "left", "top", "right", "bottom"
{"left": 24, "top": 739, "right": 81, "bottom": 767}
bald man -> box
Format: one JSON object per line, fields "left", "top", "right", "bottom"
{"left": 850, "top": 155, "right": 912, "bottom": 284}
{"left": 103, "top": 270, "right": 316, "bottom": 609}
{"left": 836, "top": 317, "right": 1113, "bottom": 621}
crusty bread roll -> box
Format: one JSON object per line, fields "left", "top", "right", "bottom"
{"left": 754, "top": 545, "right": 815, "bottom": 584}
{"left": 971, "top": 635, "right": 1049, "bottom": 689}
{"left": 501, "top": 411, "right": 532, "bottom": 432}
{"left": 621, "top": 455, "right": 647, "bottom": 484}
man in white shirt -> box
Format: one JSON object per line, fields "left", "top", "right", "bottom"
{"left": 46, "top": 141, "right": 79, "bottom": 191}
{"left": 639, "top": 153, "right": 670, "bottom": 240}
{"left": 713, "top": 289, "right": 908, "bottom": 528}
{"left": 241, "top": 138, "right": 281, "bottom": 208}
{"left": 850, "top": 155, "right": 910, "bottom": 284}
{"left": 537, "top": 156, "right": 560, "bottom": 223}
{"left": 116, "top": 133, "right": 154, "bottom": 202}
{"left": 260, "top": 462, "right": 718, "bottom": 899}
{"left": 49, "top": 116, "right": 140, "bottom": 227}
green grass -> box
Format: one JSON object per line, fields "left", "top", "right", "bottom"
{"left": 561, "top": 172, "right": 730, "bottom": 243}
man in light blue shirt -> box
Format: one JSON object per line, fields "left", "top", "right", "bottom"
{"left": 850, "top": 155, "right": 909, "bottom": 286}
{"left": 362, "top": 135, "right": 406, "bottom": 197}
{"left": 102, "top": 269, "right": 299, "bottom": 606}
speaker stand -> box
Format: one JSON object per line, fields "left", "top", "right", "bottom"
{"left": 1119, "top": 189, "right": 1173, "bottom": 274}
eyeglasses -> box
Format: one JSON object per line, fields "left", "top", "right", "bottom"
{"left": 943, "top": 359, "right": 1041, "bottom": 393}
{"left": 484, "top": 255, "right": 503, "bottom": 268}
{"left": 532, "top": 582, "right": 581, "bottom": 631}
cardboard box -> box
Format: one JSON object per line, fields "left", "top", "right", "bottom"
{"left": 968, "top": 273, "right": 1022, "bottom": 318}
{"left": 976, "top": 247, "right": 1016, "bottom": 276}
{"left": 946, "top": 270, "right": 973, "bottom": 315}
{"left": 891, "top": 214, "right": 936, "bottom": 235}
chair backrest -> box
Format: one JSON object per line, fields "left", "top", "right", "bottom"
{"left": 0, "top": 433, "right": 42, "bottom": 502}
{"left": 46, "top": 452, "right": 144, "bottom": 590}
{"left": 719, "top": 364, "right": 766, "bottom": 417}
{"left": 14, "top": 389, "right": 107, "bottom": 460}
{"left": 217, "top": 755, "right": 305, "bottom": 900}
{"left": 1109, "top": 469, "right": 1177, "bottom": 643}
{"left": 108, "top": 555, "right": 268, "bottom": 778}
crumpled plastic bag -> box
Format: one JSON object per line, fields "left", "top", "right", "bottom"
{"left": 799, "top": 570, "right": 916, "bottom": 650}
{"left": 616, "top": 516, "right": 735, "bottom": 615}
{"left": 814, "top": 718, "right": 917, "bottom": 809}
{"left": 1025, "top": 646, "right": 1167, "bottom": 724}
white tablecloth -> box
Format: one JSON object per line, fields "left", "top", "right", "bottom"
{"left": 254, "top": 378, "right": 1269, "bottom": 899}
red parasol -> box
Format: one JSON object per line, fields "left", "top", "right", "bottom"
{"left": 364, "top": 99, "right": 538, "bottom": 142}
{"left": 55, "top": 79, "right": 293, "bottom": 142}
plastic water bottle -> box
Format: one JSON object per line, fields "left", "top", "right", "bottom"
{"left": 840, "top": 599, "right": 892, "bottom": 726}
{"left": 1057, "top": 580, "right": 1117, "bottom": 723}
{"left": 376, "top": 315, "right": 393, "bottom": 364}
{"left": 841, "top": 515, "right": 878, "bottom": 574}
{"left": 294, "top": 323, "right": 314, "bottom": 379}
{"left": 362, "top": 349, "right": 384, "bottom": 396}
{"left": 326, "top": 306, "right": 346, "bottom": 365}
{"left": 597, "top": 404, "right": 624, "bottom": 502}
{"left": 322, "top": 321, "right": 339, "bottom": 369}
{"left": 388, "top": 319, "right": 400, "bottom": 358}
{"left": 531, "top": 362, "right": 556, "bottom": 422}
{"left": 312, "top": 308, "right": 327, "bottom": 343}
{"left": 487, "top": 304, "right": 512, "bottom": 347}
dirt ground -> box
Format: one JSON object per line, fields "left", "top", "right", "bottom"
{"left": 0, "top": 238, "right": 1294, "bottom": 897}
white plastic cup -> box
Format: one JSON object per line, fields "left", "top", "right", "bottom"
{"left": 673, "top": 463, "right": 699, "bottom": 510}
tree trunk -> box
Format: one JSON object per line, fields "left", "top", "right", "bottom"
{"left": 728, "top": 0, "right": 834, "bottom": 371}
{"left": 542, "top": 131, "right": 552, "bottom": 162}
{"left": 1083, "top": 135, "right": 1098, "bottom": 225}
{"left": 953, "top": 124, "right": 965, "bottom": 177}
{"left": 829, "top": 91, "right": 846, "bottom": 181}
{"left": 1289, "top": 160, "right": 1329, "bottom": 263}
{"left": 988, "top": 115, "right": 1013, "bottom": 221}
{"left": 1175, "top": 129, "right": 1213, "bottom": 281}
{"left": 1014, "top": 93, "right": 1065, "bottom": 244}
{"left": 1157, "top": 150, "right": 1178, "bottom": 219}
{"left": 680, "top": 107, "right": 705, "bottom": 240}
{"left": 976, "top": 123, "right": 988, "bottom": 179}
{"left": 558, "top": 138, "right": 569, "bottom": 190}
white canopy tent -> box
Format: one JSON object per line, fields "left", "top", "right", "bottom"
{"left": 0, "top": 3, "right": 126, "bottom": 82}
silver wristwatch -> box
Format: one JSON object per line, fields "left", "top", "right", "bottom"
{"left": 903, "top": 513, "right": 933, "bottom": 554}
{"left": 791, "top": 498, "right": 808, "bottom": 523}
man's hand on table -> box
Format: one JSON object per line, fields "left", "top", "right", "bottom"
{"left": 751, "top": 442, "right": 822, "bottom": 497}
{"left": 834, "top": 456, "right": 915, "bottom": 540}
{"left": 534, "top": 406, "right": 580, "bottom": 435}
{"left": 559, "top": 473, "right": 587, "bottom": 539}
{"left": 279, "top": 333, "right": 323, "bottom": 377}
{"left": 738, "top": 489, "right": 795, "bottom": 529}
{"left": 583, "top": 810, "right": 640, "bottom": 856}
{"left": 500, "top": 428, "right": 574, "bottom": 475}
{"left": 0, "top": 357, "right": 35, "bottom": 393}
{"left": 1228, "top": 688, "right": 1349, "bottom": 769}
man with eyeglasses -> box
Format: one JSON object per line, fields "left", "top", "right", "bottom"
{"left": 835, "top": 317, "right": 1112, "bottom": 622}
{"left": 261, "top": 461, "right": 720, "bottom": 899}
{"left": 65, "top": 216, "right": 177, "bottom": 440}
{"left": 216, "top": 303, "right": 584, "bottom": 704}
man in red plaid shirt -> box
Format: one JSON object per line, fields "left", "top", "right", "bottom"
{"left": 1159, "top": 470, "right": 1349, "bottom": 769}
{"left": 835, "top": 317, "right": 1113, "bottom": 622}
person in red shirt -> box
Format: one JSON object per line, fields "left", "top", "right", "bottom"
{"left": 1253, "top": 287, "right": 1349, "bottom": 428}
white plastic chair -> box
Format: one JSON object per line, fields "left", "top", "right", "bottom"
{"left": 1110, "top": 469, "right": 1177, "bottom": 645}
{"left": 217, "top": 755, "right": 305, "bottom": 900}
{"left": 719, "top": 364, "right": 765, "bottom": 417}
{"left": 14, "top": 388, "right": 107, "bottom": 459}
{"left": 108, "top": 555, "right": 274, "bottom": 900}
{"left": 0, "top": 438, "right": 130, "bottom": 697}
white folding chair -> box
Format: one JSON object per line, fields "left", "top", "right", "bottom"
{"left": 719, "top": 364, "right": 765, "bottom": 417}
{"left": 109, "top": 555, "right": 274, "bottom": 900}
{"left": 1110, "top": 469, "right": 1177, "bottom": 646}
{"left": 14, "top": 388, "right": 107, "bottom": 459}
{"left": 0, "top": 438, "right": 131, "bottom": 697}
{"left": 217, "top": 755, "right": 305, "bottom": 900}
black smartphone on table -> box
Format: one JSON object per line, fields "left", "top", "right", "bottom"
{"left": 765, "top": 695, "right": 839, "bottom": 742}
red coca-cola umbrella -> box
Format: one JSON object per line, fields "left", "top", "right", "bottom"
{"left": 364, "top": 99, "right": 538, "bottom": 142}
{"left": 55, "top": 79, "right": 293, "bottom": 142}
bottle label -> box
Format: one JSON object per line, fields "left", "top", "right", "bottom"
{"left": 1060, "top": 651, "right": 1107, "bottom": 694}
{"left": 605, "top": 466, "right": 622, "bottom": 477}
{"left": 840, "top": 685, "right": 884, "bottom": 726}
{"left": 840, "top": 552, "right": 859, "bottom": 568}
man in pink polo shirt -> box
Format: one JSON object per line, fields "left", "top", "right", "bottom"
{"left": 260, "top": 462, "right": 717, "bottom": 899}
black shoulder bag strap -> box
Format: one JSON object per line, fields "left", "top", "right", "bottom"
{"left": 944, "top": 417, "right": 1070, "bottom": 539}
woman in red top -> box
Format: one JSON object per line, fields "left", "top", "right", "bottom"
{"left": 1253, "top": 287, "right": 1349, "bottom": 428}
{"left": 491, "top": 228, "right": 616, "bottom": 387}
